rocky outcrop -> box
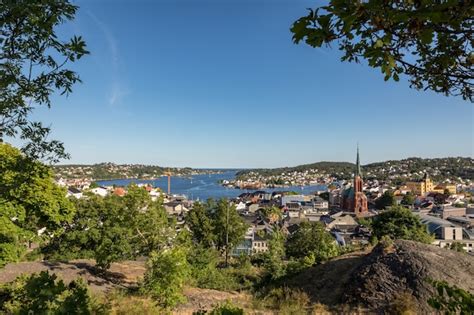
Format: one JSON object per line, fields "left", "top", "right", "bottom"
{"left": 343, "top": 240, "right": 474, "bottom": 313}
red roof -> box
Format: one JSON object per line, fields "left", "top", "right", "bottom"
{"left": 113, "top": 187, "right": 126, "bottom": 196}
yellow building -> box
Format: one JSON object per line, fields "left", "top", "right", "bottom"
{"left": 406, "top": 173, "right": 434, "bottom": 196}
{"left": 432, "top": 183, "right": 457, "bottom": 195}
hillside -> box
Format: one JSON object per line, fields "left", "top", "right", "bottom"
{"left": 284, "top": 240, "right": 474, "bottom": 313}
{"left": 0, "top": 241, "right": 472, "bottom": 314}
{"left": 53, "top": 163, "right": 218, "bottom": 180}
{"left": 236, "top": 157, "right": 474, "bottom": 182}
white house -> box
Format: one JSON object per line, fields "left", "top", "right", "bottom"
{"left": 67, "top": 187, "right": 83, "bottom": 199}
{"left": 90, "top": 187, "right": 108, "bottom": 197}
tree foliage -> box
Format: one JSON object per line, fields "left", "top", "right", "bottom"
{"left": 43, "top": 184, "right": 173, "bottom": 270}
{"left": 1, "top": 0, "right": 89, "bottom": 162}
{"left": 0, "top": 143, "right": 74, "bottom": 266}
{"left": 186, "top": 199, "right": 247, "bottom": 255}
{"left": 291, "top": 0, "right": 473, "bottom": 101}
{"left": 212, "top": 199, "right": 248, "bottom": 254}
{"left": 449, "top": 242, "right": 466, "bottom": 253}
{"left": 401, "top": 192, "right": 416, "bottom": 206}
{"left": 428, "top": 280, "right": 474, "bottom": 314}
{"left": 186, "top": 200, "right": 216, "bottom": 248}
{"left": 375, "top": 190, "right": 396, "bottom": 209}
{"left": 260, "top": 206, "right": 283, "bottom": 223}
{"left": 286, "top": 221, "right": 339, "bottom": 263}
{"left": 371, "top": 206, "right": 433, "bottom": 243}
{"left": 141, "top": 247, "right": 191, "bottom": 308}
{"left": 263, "top": 228, "right": 287, "bottom": 280}
{"left": 0, "top": 271, "right": 107, "bottom": 314}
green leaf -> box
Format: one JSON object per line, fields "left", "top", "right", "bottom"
{"left": 420, "top": 29, "right": 433, "bottom": 45}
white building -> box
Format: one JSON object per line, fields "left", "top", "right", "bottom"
{"left": 90, "top": 187, "right": 108, "bottom": 197}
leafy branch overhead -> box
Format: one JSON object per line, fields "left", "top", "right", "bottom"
{"left": 291, "top": 0, "right": 473, "bottom": 101}
{"left": 0, "top": 0, "right": 89, "bottom": 162}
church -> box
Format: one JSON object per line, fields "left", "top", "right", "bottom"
{"left": 341, "top": 147, "right": 368, "bottom": 216}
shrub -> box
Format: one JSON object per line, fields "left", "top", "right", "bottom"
{"left": 0, "top": 271, "right": 107, "bottom": 314}
{"left": 193, "top": 300, "right": 244, "bottom": 315}
{"left": 388, "top": 292, "right": 418, "bottom": 315}
{"left": 261, "top": 286, "right": 310, "bottom": 314}
{"left": 141, "top": 247, "right": 191, "bottom": 308}
{"left": 428, "top": 280, "right": 474, "bottom": 313}
{"left": 107, "top": 291, "right": 163, "bottom": 315}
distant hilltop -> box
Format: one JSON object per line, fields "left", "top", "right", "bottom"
{"left": 237, "top": 157, "right": 474, "bottom": 182}
{"left": 53, "top": 162, "right": 220, "bottom": 181}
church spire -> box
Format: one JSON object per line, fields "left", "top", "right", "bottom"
{"left": 355, "top": 144, "right": 362, "bottom": 178}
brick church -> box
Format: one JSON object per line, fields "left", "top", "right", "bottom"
{"left": 342, "top": 147, "right": 368, "bottom": 216}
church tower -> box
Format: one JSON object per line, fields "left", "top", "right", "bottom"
{"left": 352, "top": 145, "right": 368, "bottom": 215}
{"left": 341, "top": 145, "right": 368, "bottom": 216}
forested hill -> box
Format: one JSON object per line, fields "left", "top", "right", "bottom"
{"left": 237, "top": 157, "right": 474, "bottom": 181}
{"left": 53, "top": 163, "right": 216, "bottom": 180}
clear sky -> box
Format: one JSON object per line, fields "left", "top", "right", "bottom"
{"left": 26, "top": 0, "right": 473, "bottom": 168}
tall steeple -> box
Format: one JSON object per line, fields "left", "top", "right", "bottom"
{"left": 355, "top": 144, "right": 362, "bottom": 178}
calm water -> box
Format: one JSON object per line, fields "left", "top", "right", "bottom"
{"left": 97, "top": 170, "right": 327, "bottom": 201}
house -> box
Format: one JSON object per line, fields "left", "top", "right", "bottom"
{"left": 247, "top": 203, "right": 260, "bottom": 214}
{"left": 252, "top": 234, "right": 269, "bottom": 254}
{"left": 232, "top": 238, "right": 253, "bottom": 256}
{"left": 235, "top": 201, "right": 247, "bottom": 212}
{"left": 67, "top": 187, "right": 83, "bottom": 199}
{"left": 90, "top": 187, "right": 108, "bottom": 197}
{"left": 149, "top": 189, "right": 162, "bottom": 201}
{"left": 232, "top": 225, "right": 270, "bottom": 256}
{"left": 325, "top": 213, "right": 359, "bottom": 231}
{"left": 164, "top": 201, "right": 188, "bottom": 215}
{"left": 113, "top": 187, "right": 126, "bottom": 197}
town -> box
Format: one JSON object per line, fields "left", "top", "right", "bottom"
{"left": 224, "top": 157, "right": 473, "bottom": 189}
{"left": 1, "top": 0, "right": 472, "bottom": 313}
{"left": 61, "top": 149, "right": 474, "bottom": 256}
{"left": 54, "top": 162, "right": 221, "bottom": 183}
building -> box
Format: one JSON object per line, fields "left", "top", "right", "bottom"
{"left": 419, "top": 214, "right": 474, "bottom": 253}
{"left": 406, "top": 173, "right": 434, "bottom": 196}
{"left": 252, "top": 234, "right": 269, "bottom": 254}
{"left": 281, "top": 194, "right": 308, "bottom": 206}
{"left": 66, "top": 187, "right": 83, "bottom": 199}
{"left": 341, "top": 147, "right": 368, "bottom": 216}
{"left": 432, "top": 183, "right": 457, "bottom": 195}
{"left": 90, "top": 187, "right": 108, "bottom": 197}
{"left": 432, "top": 205, "right": 466, "bottom": 219}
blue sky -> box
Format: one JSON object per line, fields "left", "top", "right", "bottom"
{"left": 26, "top": 0, "right": 473, "bottom": 168}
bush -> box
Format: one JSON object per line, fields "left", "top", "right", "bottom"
{"left": 261, "top": 286, "right": 310, "bottom": 314}
{"left": 0, "top": 271, "right": 107, "bottom": 314}
{"left": 107, "top": 291, "right": 163, "bottom": 315}
{"left": 187, "top": 246, "right": 259, "bottom": 291}
{"left": 388, "top": 292, "right": 418, "bottom": 315}
{"left": 428, "top": 280, "right": 474, "bottom": 313}
{"left": 194, "top": 300, "right": 244, "bottom": 315}
{"left": 141, "top": 247, "right": 191, "bottom": 308}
